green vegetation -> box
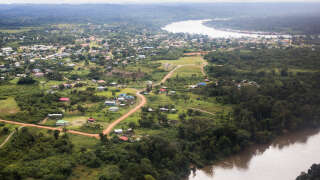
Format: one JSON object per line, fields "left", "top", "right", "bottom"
{"left": 0, "top": 5, "right": 320, "bottom": 179}
{"left": 0, "top": 97, "right": 20, "bottom": 116}
{"left": 296, "top": 164, "right": 320, "bottom": 180}
{"left": 203, "top": 48, "right": 320, "bottom": 143}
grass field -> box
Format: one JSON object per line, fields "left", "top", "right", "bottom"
{"left": 0, "top": 27, "right": 34, "bottom": 33}
{"left": 156, "top": 56, "right": 205, "bottom": 66}
{"left": 0, "top": 97, "right": 20, "bottom": 115}
{"left": 172, "top": 65, "right": 204, "bottom": 78}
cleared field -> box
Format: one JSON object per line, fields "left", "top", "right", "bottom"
{"left": 157, "top": 56, "right": 205, "bottom": 66}
{"left": 172, "top": 65, "right": 204, "bottom": 78}
{"left": 0, "top": 27, "right": 34, "bottom": 33}
{"left": 64, "top": 116, "right": 88, "bottom": 127}
{"left": 0, "top": 97, "right": 20, "bottom": 115}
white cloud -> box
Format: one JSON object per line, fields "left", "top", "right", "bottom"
{"left": 2, "top": 0, "right": 320, "bottom": 4}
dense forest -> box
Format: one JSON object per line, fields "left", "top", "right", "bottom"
{"left": 296, "top": 164, "right": 320, "bottom": 180}
{"left": 200, "top": 48, "right": 320, "bottom": 143}
{"left": 206, "top": 15, "right": 320, "bottom": 34}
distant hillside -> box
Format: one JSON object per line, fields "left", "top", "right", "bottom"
{"left": 205, "top": 15, "right": 320, "bottom": 35}
{"left": 0, "top": 3, "right": 320, "bottom": 33}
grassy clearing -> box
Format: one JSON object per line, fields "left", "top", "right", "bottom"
{"left": 156, "top": 56, "right": 205, "bottom": 66}
{"left": 64, "top": 115, "right": 88, "bottom": 128}
{"left": 0, "top": 97, "right": 20, "bottom": 115}
{"left": 0, "top": 28, "right": 33, "bottom": 33}
{"left": 68, "top": 134, "right": 99, "bottom": 151}
{"left": 172, "top": 65, "right": 204, "bottom": 78}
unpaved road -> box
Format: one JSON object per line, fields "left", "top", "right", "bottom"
{"left": 103, "top": 89, "right": 146, "bottom": 135}
{"left": 0, "top": 58, "right": 209, "bottom": 139}
{"left": 0, "top": 126, "right": 23, "bottom": 148}
{"left": 0, "top": 119, "right": 99, "bottom": 139}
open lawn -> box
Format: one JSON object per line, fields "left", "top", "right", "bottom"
{"left": 0, "top": 97, "right": 20, "bottom": 116}
{"left": 156, "top": 56, "right": 205, "bottom": 66}
{"left": 0, "top": 27, "right": 34, "bottom": 33}
{"left": 172, "top": 65, "right": 204, "bottom": 78}
{"left": 64, "top": 115, "right": 88, "bottom": 127}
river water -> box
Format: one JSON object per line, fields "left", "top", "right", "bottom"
{"left": 162, "top": 19, "right": 279, "bottom": 39}
{"left": 188, "top": 128, "right": 320, "bottom": 180}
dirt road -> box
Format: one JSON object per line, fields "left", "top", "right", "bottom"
{"left": 0, "top": 126, "right": 23, "bottom": 148}
{"left": 103, "top": 89, "right": 146, "bottom": 135}
{"left": 160, "top": 65, "right": 183, "bottom": 84}
{"left": 0, "top": 59, "right": 209, "bottom": 139}
{"left": 0, "top": 119, "right": 100, "bottom": 139}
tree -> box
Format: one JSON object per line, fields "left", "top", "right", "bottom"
{"left": 144, "top": 175, "right": 156, "bottom": 180}
{"left": 129, "top": 122, "right": 137, "bottom": 129}
{"left": 53, "top": 130, "right": 60, "bottom": 140}
{"left": 17, "top": 77, "right": 36, "bottom": 85}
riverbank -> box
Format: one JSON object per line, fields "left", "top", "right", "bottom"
{"left": 188, "top": 127, "right": 320, "bottom": 180}
{"left": 162, "top": 19, "right": 285, "bottom": 38}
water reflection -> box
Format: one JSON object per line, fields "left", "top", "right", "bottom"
{"left": 162, "top": 20, "right": 282, "bottom": 39}
{"left": 189, "top": 128, "right": 320, "bottom": 180}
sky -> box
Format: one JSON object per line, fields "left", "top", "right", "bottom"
{"left": 1, "top": 0, "right": 320, "bottom": 4}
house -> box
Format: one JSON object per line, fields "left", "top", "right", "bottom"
{"left": 118, "top": 97, "right": 125, "bottom": 101}
{"left": 34, "top": 72, "right": 44, "bottom": 77}
{"left": 97, "top": 80, "right": 106, "bottom": 84}
{"left": 159, "top": 88, "right": 167, "bottom": 93}
{"left": 48, "top": 114, "right": 63, "bottom": 118}
{"left": 105, "top": 100, "right": 116, "bottom": 106}
{"left": 110, "top": 82, "right": 117, "bottom": 86}
{"left": 56, "top": 120, "right": 69, "bottom": 126}
{"left": 125, "top": 95, "right": 135, "bottom": 100}
{"left": 169, "top": 91, "right": 176, "bottom": 95}
{"left": 97, "top": 86, "right": 105, "bottom": 91}
{"left": 114, "top": 129, "right": 123, "bottom": 134}
{"left": 146, "top": 81, "right": 153, "bottom": 86}
{"left": 63, "top": 84, "right": 72, "bottom": 88}
{"left": 118, "top": 93, "right": 127, "bottom": 97}
{"left": 197, "top": 82, "right": 207, "bottom": 86}
{"left": 59, "top": 97, "right": 70, "bottom": 102}
{"left": 119, "top": 136, "right": 129, "bottom": 141}
{"left": 109, "top": 107, "right": 119, "bottom": 112}
{"left": 160, "top": 108, "right": 169, "bottom": 112}
{"left": 88, "top": 117, "right": 95, "bottom": 123}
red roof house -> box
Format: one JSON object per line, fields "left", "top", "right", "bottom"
{"left": 88, "top": 117, "right": 95, "bottom": 122}
{"left": 59, "top": 97, "right": 70, "bottom": 102}
{"left": 119, "top": 136, "right": 129, "bottom": 141}
{"left": 160, "top": 88, "right": 167, "bottom": 92}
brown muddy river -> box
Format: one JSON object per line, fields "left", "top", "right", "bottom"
{"left": 188, "top": 128, "right": 320, "bottom": 180}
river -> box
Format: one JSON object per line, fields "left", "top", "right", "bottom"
{"left": 162, "top": 19, "right": 281, "bottom": 39}
{"left": 188, "top": 128, "right": 320, "bottom": 180}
